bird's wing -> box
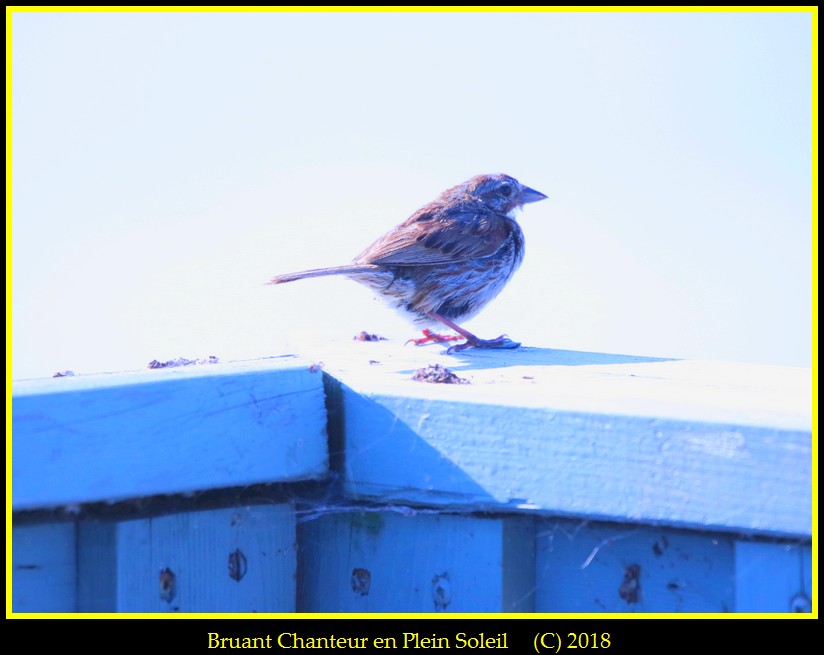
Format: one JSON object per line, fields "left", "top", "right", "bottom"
{"left": 355, "top": 203, "right": 510, "bottom": 266}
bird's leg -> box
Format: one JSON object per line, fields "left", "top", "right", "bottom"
{"left": 427, "top": 312, "right": 521, "bottom": 354}
{"left": 405, "top": 328, "right": 463, "bottom": 346}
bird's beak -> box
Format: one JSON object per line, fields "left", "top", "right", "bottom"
{"left": 519, "top": 185, "right": 548, "bottom": 204}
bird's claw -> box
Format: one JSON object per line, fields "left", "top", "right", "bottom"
{"left": 445, "top": 336, "right": 521, "bottom": 354}
{"left": 406, "top": 329, "right": 462, "bottom": 346}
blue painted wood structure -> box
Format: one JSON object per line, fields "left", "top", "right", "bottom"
{"left": 13, "top": 357, "right": 328, "bottom": 509}
{"left": 10, "top": 343, "right": 814, "bottom": 614}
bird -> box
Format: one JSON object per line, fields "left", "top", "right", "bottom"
{"left": 268, "top": 173, "right": 548, "bottom": 353}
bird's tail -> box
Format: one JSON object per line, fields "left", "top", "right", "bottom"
{"left": 267, "top": 263, "right": 383, "bottom": 285}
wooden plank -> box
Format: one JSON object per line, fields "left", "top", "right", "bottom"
{"left": 297, "top": 511, "right": 535, "bottom": 612}
{"left": 115, "top": 504, "right": 296, "bottom": 612}
{"left": 12, "top": 358, "right": 328, "bottom": 509}
{"left": 77, "top": 521, "right": 117, "bottom": 612}
{"left": 735, "top": 541, "right": 813, "bottom": 613}
{"left": 339, "top": 389, "right": 810, "bottom": 536}
{"left": 305, "top": 339, "right": 811, "bottom": 430}
{"left": 534, "top": 520, "right": 735, "bottom": 612}
{"left": 309, "top": 339, "right": 812, "bottom": 537}
{"left": 12, "top": 522, "right": 77, "bottom": 613}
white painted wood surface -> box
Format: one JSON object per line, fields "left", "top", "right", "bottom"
{"left": 303, "top": 338, "right": 811, "bottom": 431}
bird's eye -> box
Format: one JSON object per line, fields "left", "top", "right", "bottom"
{"left": 499, "top": 184, "right": 512, "bottom": 197}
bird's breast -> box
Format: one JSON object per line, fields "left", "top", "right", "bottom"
{"left": 345, "top": 217, "right": 525, "bottom": 327}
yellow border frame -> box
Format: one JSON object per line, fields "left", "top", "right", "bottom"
{"left": 6, "top": 5, "right": 818, "bottom": 621}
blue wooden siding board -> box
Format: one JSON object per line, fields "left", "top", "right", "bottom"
{"left": 297, "top": 512, "right": 535, "bottom": 613}
{"left": 77, "top": 521, "right": 118, "bottom": 612}
{"left": 534, "top": 520, "right": 735, "bottom": 613}
{"left": 734, "top": 541, "right": 813, "bottom": 613}
{"left": 115, "top": 505, "right": 296, "bottom": 612}
{"left": 12, "top": 522, "right": 77, "bottom": 613}
{"left": 12, "top": 361, "right": 328, "bottom": 509}
{"left": 338, "top": 386, "right": 811, "bottom": 537}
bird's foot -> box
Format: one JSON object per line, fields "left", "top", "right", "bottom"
{"left": 445, "top": 335, "right": 521, "bottom": 355}
{"left": 406, "top": 329, "right": 463, "bottom": 346}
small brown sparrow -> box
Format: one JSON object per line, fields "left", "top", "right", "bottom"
{"left": 268, "top": 173, "right": 547, "bottom": 353}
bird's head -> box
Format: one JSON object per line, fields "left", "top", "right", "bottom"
{"left": 448, "top": 173, "right": 548, "bottom": 215}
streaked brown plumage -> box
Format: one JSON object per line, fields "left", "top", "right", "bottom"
{"left": 268, "top": 173, "right": 547, "bottom": 353}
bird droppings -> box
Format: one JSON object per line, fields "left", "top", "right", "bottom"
{"left": 159, "top": 567, "right": 176, "bottom": 603}
{"left": 228, "top": 548, "right": 248, "bottom": 582}
{"left": 412, "top": 364, "right": 469, "bottom": 384}
{"left": 351, "top": 568, "right": 372, "bottom": 596}
{"left": 147, "top": 356, "right": 219, "bottom": 369}
{"left": 353, "top": 330, "right": 387, "bottom": 342}
{"left": 652, "top": 535, "right": 669, "bottom": 556}
{"left": 53, "top": 370, "right": 76, "bottom": 378}
{"left": 432, "top": 572, "right": 452, "bottom": 610}
{"left": 619, "top": 564, "right": 641, "bottom": 604}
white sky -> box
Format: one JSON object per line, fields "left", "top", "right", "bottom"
{"left": 10, "top": 9, "right": 814, "bottom": 379}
